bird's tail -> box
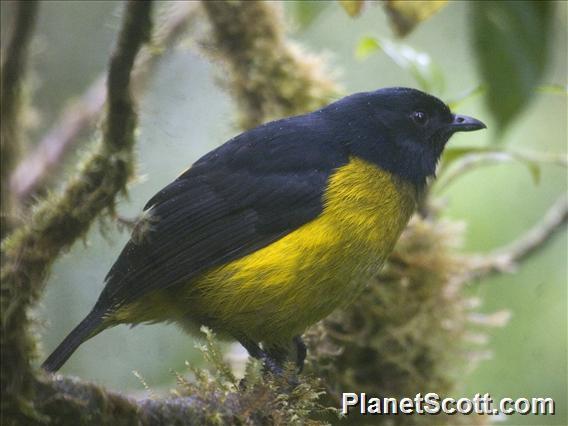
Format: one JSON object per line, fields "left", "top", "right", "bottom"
{"left": 41, "top": 309, "right": 105, "bottom": 372}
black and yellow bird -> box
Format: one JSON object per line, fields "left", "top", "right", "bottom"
{"left": 42, "top": 87, "right": 485, "bottom": 373}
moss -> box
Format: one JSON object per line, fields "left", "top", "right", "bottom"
{"left": 0, "top": 1, "right": 39, "bottom": 240}
{"left": 0, "top": 2, "right": 153, "bottom": 423}
{"left": 171, "top": 328, "right": 334, "bottom": 426}
{"left": 201, "top": 0, "right": 340, "bottom": 130}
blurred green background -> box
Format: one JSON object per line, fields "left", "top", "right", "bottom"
{"left": 3, "top": 1, "right": 565, "bottom": 424}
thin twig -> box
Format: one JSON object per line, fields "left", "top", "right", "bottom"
{"left": 436, "top": 150, "right": 567, "bottom": 193}
{"left": 467, "top": 195, "right": 568, "bottom": 278}
{"left": 0, "top": 1, "right": 39, "bottom": 240}
{"left": 9, "top": 1, "right": 198, "bottom": 202}
{"left": 0, "top": 1, "right": 153, "bottom": 422}
{"left": 9, "top": 76, "right": 106, "bottom": 201}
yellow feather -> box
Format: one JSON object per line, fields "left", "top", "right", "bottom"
{"left": 113, "top": 157, "right": 418, "bottom": 345}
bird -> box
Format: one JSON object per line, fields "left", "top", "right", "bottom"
{"left": 42, "top": 87, "right": 485, "bottom": 374}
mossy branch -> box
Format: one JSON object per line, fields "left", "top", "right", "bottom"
{"left": 201, "top": 0, "right": 340, "bottom": 130}
{"left": 0, "top": 0, "right": 39, "bottom": 240}
{"left": 32, "top": 376, "right": 234, "bottom": 426}
{"left": 1, "top": 1, "right": 153, "bottom": 423}
{"left": 3, "top": 1, "right": 334, "bottom": 424}
{"left": 10, "top": 2, "right": 199, "bottom": 202}
{"left": 21, "top": 330, "right": 328, "bottom": 426}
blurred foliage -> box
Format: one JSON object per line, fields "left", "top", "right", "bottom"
{"left": 338, "top": 0, "right": 448, "bottom": 34}
{"left": 350, "top": 0, "right": 567, "bottom": 198}
{"left": 471, "top": 1, "right": 553, "bottom": 134}
{"left": 356, "top": 35, "right": 445, "bottom": 94}
{"left": 287, "top": 1, "right": 330, "bottom": 30}
{"left": 384, "top": 0, "right": 448, "bottom": 36}
{"left": 338, "top": 0, "right": 365, "bottom": 18}
{"left": 350, "top": 0, "right": 557, "bottom": 136}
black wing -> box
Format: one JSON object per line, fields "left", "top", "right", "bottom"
{"left": 95, "top": 114, "right": 348, "bottom": 311}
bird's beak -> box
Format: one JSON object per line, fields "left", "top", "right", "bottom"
{"left": 449, "top": 114, "right": 486, "bottom": 132}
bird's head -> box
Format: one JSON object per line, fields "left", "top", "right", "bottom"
{"left": 324, "top": 87, "right": 486, "bottom": 188}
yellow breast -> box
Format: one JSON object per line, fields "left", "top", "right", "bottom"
{"left": 186, "top": 156, "right": 418, "bottom": 344}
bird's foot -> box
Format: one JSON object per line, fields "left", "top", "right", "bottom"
{"left": 236, "top": 336, "right": 304, "bottom": 389}
{"left": 293, "top": 335, "right": 307, "bottom": 373}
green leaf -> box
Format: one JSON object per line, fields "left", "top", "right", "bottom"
{"left": 287, "top": 1, "right": 329, "bottom": 30}
{"left": 471, "top": 1, "right": 553, "bottom": 134}
{"left": 355, "top": 36, "right": 381, "bottom": 60}
{"left": 356, "top": 36, "right": 445, "bottom": 94}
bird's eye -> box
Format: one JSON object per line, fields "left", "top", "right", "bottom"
{"left": 411, "top": 111, "right": 428, "bottom": 126}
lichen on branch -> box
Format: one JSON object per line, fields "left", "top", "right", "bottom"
{"left": 29, "top": 329, "right": 329, "bottom": 426}
{"left": 0, "top": 0, "right": 39, "bottom": 240}
{"left": 10, "top": 2, "right": 200, "bottom": 202}
{"left": 0, "top": 1, "right": 153, "bottom": 422}
{"left": 201, "top": 0, "right": 340, "bottom": 130}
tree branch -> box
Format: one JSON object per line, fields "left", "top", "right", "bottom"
{"left": 467, "top": 195, "right": 568, "bottom": 278}
{"left": 201, "top": 0, "right": 340, "bottom": 130}
{"left": 9, "top": 1, "right": 199, "bottom": 203}
{"left": 31, "top": 361, "right": 326, "bottom": 426}
{"left": 0, "top": 0, "right": 39, "bottom": 240}
{"left": 33, "top": 376, "right": 228, "bottom": 426}
{"left": 436, "top": 150, "right": 567, "bottom": 193}
{"left": 0, "top": 1, "right": 153, "bottom": 422}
